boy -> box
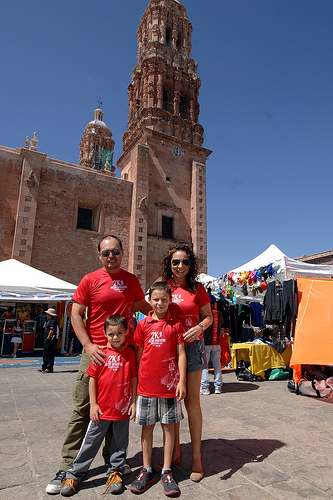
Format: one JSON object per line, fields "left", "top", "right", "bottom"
{"left": 129, "top": 282, "right": 186, "bottom": 497}
{"left": 60, "top": 315, "right": 137, "bottom": 496}
{"left": 200, "top": 295, "right": 223, "bottom": 395}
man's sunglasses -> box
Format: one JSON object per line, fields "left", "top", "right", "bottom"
{"left": 101, "top": 249, "right": 121, "bottom": 257}
{"left": 171, "top": 259, "right": 190, "bottom": 266}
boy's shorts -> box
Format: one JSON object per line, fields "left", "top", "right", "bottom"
{"left": 135, "top": 395, "right": 184, "bottom": 426}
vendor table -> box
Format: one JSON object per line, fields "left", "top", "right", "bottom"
{"left": 232, "top": 343, "right": 292, "bottom": 379}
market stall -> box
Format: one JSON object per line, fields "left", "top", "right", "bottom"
{"left": 200, "top": 246, "right": 333, "bottom": 380}
{"left": 0, "top": 259, "right": 77, "bottom": 356}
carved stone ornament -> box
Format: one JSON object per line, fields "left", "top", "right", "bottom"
{"left": 137, "top": 196, "right": 147, "bottom": 209}
{"left": 30, "top": 131, "right": 38, "bottom": 151}
{"left": 104, "top": 157, "right": 110, "bottom": 170}
{"left": 26, "top": 171, "right": 36, "bottom": 188}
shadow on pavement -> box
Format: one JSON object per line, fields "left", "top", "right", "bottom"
{"left": 78, "top": 436, "right": 285, "bottom": 492}
{"left": 201, "top": 437, "right": 286, "bottom": 480}
{"left": 221, "top": 382, "right": 261, "bottom": 393}
{"left": 46, "top": 369, "right": 79, "bottom": 374}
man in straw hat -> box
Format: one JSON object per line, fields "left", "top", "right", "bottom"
{"left": 39, "top": 307, "right": 58, "bottom": 374}
{"left": 46, "top": 235, "right": 151, "bottom": 495}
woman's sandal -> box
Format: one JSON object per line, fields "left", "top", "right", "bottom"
{"left": 171, "top": 455, "right": 181, "bottom": 466}
{"left": 190, "top": 470, "right": 204, "bottom": 482}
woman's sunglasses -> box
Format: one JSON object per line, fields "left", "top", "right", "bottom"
{"left": 171, "top": 259, "right": 190, "bottom": 266}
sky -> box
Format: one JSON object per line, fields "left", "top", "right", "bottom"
{"left": 1, "top": 0, "right": 333, "bottom": 278}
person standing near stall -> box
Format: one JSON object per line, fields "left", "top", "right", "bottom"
{"left": 18, "top": 305, "right": 30, "bottom": 321}
{"left": 35, "top": 307, "right": 47, "bottom": 348}
{"left": 200, "top": 296, "right": 224, "bottom": 395}
{"left": 2, "top": 305, "right": 14, "bottom": 319}
{"left": 39, "top": 308, "right": 58, "bottom": 373}
{"left": 11, "top": 318, "right": 23, "bottom": 358}
{"left": 160, "top": 244, "right": 212, "bottom": 482}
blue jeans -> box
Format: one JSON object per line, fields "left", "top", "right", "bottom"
{"left": 201, "top": 345, "right": 222, "bottom": 389}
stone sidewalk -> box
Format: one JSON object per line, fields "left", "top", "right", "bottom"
{"left": 0, "top": 363, "right": 332, "bottom": 499}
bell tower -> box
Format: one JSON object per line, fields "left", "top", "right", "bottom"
{"left": 117, "top": 0, "right": 212, "bottom": 290}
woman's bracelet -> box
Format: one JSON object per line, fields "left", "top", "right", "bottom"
{"left": 198, "top": 323, "right": 204, "bottom": 331}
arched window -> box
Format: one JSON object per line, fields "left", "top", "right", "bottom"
{"left": 176, "top": 33, "right": 182, "bottom": 50}
{"left": 163, "top": 88, "right": 172, "bottom": 113}
{"left": 166, "top": 27, "right": 172, "bottom": 46}
{"left": 179, "top": 93, "right": 189, "bottom": 119}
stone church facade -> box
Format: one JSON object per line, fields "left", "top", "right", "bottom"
{"left": 0, "top": 0, "right": 211, "bottom": 290}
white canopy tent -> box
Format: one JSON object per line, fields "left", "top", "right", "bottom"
{"left": 230, "top": 244, "right": 333, "bottom": 280}
{"left": 0, "top": 259, "right": 77, "bottom": 301}
{"left": 197, "top": 272, "right": 217, "bottom": 285}
{"left": 230, "top": 245, "right": 287, "bottom": 274}
{"left": 229, "top": 244, "right": 333, "bottom": 303}
{"left": 199, "top": 245, "right": 333, "bottom": 304}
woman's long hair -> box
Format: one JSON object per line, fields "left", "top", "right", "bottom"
{"left": 160, "top": 244, "right": 199, "bottom": 293}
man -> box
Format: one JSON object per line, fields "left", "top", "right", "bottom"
{"left": 35, "top": 307, "right": 47, "bottom": 348}
{"left": 39, "top": 308, "right": 58, "bottom": 373}
{"left": 46, "top": 235, "right": 151, "bottom": 494}
{"left": 200, "top": 296, "right": 224, "bottom": 395}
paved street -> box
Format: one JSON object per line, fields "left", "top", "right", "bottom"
{"left": 0, "top": 360, "right": 332, "bottom": 499}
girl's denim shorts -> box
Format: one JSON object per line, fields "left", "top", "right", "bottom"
{"left": 185, "top": 338, "right": 208, "bottom": 373}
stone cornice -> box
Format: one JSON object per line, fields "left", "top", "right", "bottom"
{"left": 155, "top": 201, "right": 181, "bottom": 213}
{"left": 117, "top": 127, "right": 212, "bottom": 167}
{"left": 19, "top": 148, "right": 47, "bottom": 163}
{"left": 147, "top": 234, "right": 191, "bottom": 245}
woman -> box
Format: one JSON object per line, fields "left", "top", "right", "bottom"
{"left": 11, "top": 319, "right": 23, "bottom": 358}
{"left": 2, "top": 305, "right": 14, "bottom": 319}
{"left": 160, "top": 244, "right": 213, "bottom": 481}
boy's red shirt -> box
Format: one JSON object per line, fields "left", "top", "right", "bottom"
{"left": 86, "top": 343, "right": 136, "bottom": 420}
{"left": 134, "top": 311, "right": 185, "bottom": 398}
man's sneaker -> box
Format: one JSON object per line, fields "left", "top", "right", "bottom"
{"left": 45, "top": 470, "right": 66, "bottom": 494}
{"left": 200, "top": 388, "right": 210, "bottom": 395}
{"left": 215, "top": 387, "right": 222, "bottom": 394}
{"left": 60, "top": 477, "right": 82, "bottom": 496}
{"left": 129, "top": 468, "right": 155, "bottom": 494}
{"left": 104, "top": 471, "right": 123, "bottom": 495}
{"left": 161, "top": 471, "right": 180, "bottom": 497}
